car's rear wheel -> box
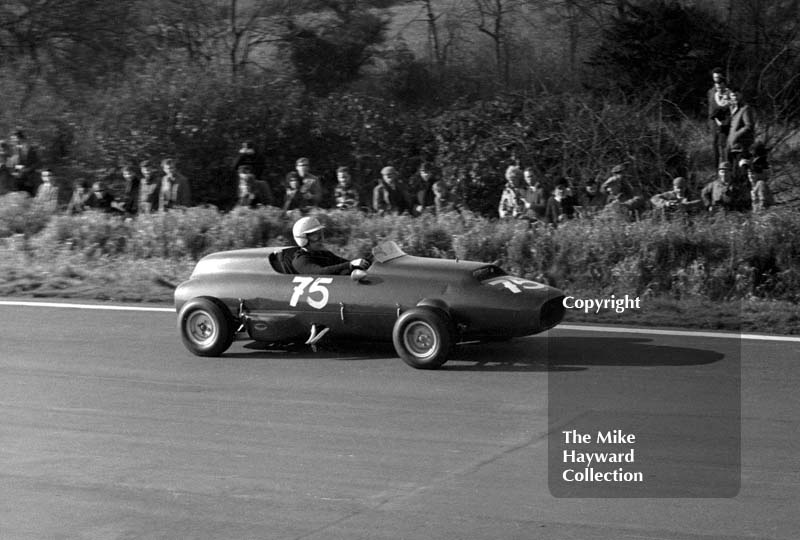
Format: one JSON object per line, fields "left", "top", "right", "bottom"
{"left": 179, "top": 298, "right": 234, "bottom": 357}
{"left": 392, "top": 308, "right": 453, "bottom": 369}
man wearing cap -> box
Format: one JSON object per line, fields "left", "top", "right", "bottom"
{"left": 651, "top": 177, "right": 701, "bottom": 213}
{"left": 294, "top": 157, "right": 323, "bottom": 207}
{"left": 701, "top": 162, "right": 739, "bottom": 212}
{"left": 372, "top": 166, "right": 415, "bottom": 215}
{"left": 290, "top": 216, "right": 369, "bottom": 275}
{"left": 601, "top": 164, "right": 645, "bottom": 218}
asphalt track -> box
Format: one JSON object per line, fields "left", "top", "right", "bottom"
{"left": 1, "top": 300, "right": 798, "bottom": 539}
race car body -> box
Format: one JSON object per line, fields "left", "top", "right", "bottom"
{"left": 174, "top": 241, "right": 565, "bottom": 369}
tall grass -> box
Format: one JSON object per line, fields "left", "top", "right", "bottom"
{"left": 2, "top": 192, "right": 799, "bottom": 302}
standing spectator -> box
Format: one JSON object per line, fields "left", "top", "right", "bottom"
{"left": 7, "top": 129, "right": 40, "bottom": 194}
{"left": 601, "top": 164, "right": 645, "bottom": 219}
{"left": 544, "top": 180, "right": 575, "bottom": 228}
{"left": 34, "top": 168, "right": 60, "bottom": 212}
{"left": 294, "top": 157, "right": 323, "bottom": 208}
{"left": 282, "top": 172, "right": 307, "bottom": 212}
{"left": 576, "top": 178, "right": 606, "bottom": 215}
{"left": 707, "top": 68, "right": 732, "bottom": 168}
{"left": 66, "top": 179, "right": 91, "bottom": 214}
{"left": 333, "top": 166, "right": 359, "bottom": 210}
{"left": 138, "top": 160, "right": 161, "bottom": 214}
{"left": 159, "top": 158, "right": 192, "bottom": 211}
{"left": 519, "top": 166, "right": 548, "bottom": 220}
{"left": 373, "top": 166, "right": 415, "bottom": 215}
{"left": 0, "top": 140, "right": 13, "bottom": 195}
{"left": 498, "top": 165, "right": 524, "bottom": 218}
{"left": 650, "top": 177, "right": 701, "bottom": 214}
{"left": 727, "top": 90, "right": 756, "bottom": 179}
{"left": 701, "top": 161, "right": 739, "bottom": 212}
{"left": 744, "top": 161, "right": 773, "bottom": 213}
{"left": 236, "top": 165, "right": 273, "bottom": 208}
{"left": 85, "top": 181, "right": 116, "bottom": 213}
{"left": 408, "top": 162, "right": 437, "bottom": 214}
{"left": 119, "top": 164, "right": 141, "bottom": 215}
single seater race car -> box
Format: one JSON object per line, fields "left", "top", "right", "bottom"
{"left": 174, "top": 241, "right": 565, "bottom": 369}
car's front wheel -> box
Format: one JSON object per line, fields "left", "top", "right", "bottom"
{"left": 179, "top": 297, "right": 234, "bottom": 357}
{"left": 392, "top": 308, "right": 453, "bottom": 369}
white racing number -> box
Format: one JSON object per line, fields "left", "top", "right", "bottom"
{"left": 290, "top": 277, "right": 333, "bottom": 309}
{"left": 486, "top": 276, "right": 546, "bottom": 294}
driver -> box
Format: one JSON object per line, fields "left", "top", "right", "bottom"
{"left": 291, "top": 217, "right": 370, "bottom": 275}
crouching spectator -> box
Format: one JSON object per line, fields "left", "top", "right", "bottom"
{"left": 373, "top": 166, "right": 415, "bottom": 215}
{"left": 650, "top": 177, "right": 702, "bottom": 214}
{"left": 544, "top": 180, "right": 575, "bottom": 228}
{"left": 601, "top": 164, "right": 645, "bottom": 220}
{"left": 236, "top": 165, "right": 273, "bottom": 208}
{"left": 85, "top": 181, "right": 117, "bottom": 213}
{"left": 66, "top": 179, "right": 91, "bottom": 214}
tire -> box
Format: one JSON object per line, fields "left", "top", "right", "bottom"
{"left": 178, "top": 297, "right": 235, "bottom": 357}
{"left": 392, "top": 308, "right": 453, "bottom": 369}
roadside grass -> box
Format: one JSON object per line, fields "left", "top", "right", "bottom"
{"left": 2, "top": 199, "right": 799, "bottom": 335}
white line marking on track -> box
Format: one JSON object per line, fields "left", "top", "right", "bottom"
{"left": 1, "top": 300, "right": 798, "bottom": 343}
{"left": 556, "top": 324, "right": 800, "bottom": 343}
{"left": 0, "top": 300, "right": 174, "bottom": 313}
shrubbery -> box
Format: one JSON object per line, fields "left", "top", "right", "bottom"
{"left": 3, "top": 193, "right": 799, "bottom": 304}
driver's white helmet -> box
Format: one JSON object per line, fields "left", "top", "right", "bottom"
{"left": 292, "top": 216, "right": 325, "bottom": 247}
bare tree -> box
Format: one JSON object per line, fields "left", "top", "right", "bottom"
{"left": 470, "top": 0, "right": 526, "bottom": 87}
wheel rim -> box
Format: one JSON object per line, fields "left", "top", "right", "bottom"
{"left": 403, "top": 321, "right": 438, "bottom": 359}
{"left": 185, "top": 309, "right": 218, "bottom": 347}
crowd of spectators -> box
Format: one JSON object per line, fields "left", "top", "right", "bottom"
{"left": 494, "top": 67, "right": 774, "bottom": 227}
{"left": 0, "top": 70, "right": 776, "bottom": 224}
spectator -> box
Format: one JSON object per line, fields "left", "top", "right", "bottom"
{"left": 236, "top": 165, "right": 273, "bottom": 208}
{"left": 66, "top": 179, "right": 91, "bottom": 214}
{"left": 138, "top": 160, "right": 160, "bottom": 214}
{"left": 119, "top": 164, "right": 140, "bottom": 215}
{"left": 7, "top": 129, "right": 40, "bottom": 194}
{"left": 333, "top": 166, "right": 359, "bottom": 210}
{"left": 159, "top": 158, "right": 192, "bottom": 211}
{"left": 85, "top": 181, "right": 117, "bottom": 213}
{"left": 295, "top": 157, "right": 323, "bottom": 208}
{"left": 0, "top": 140, "right": 12, "bottom": 195}
{"left": 576, "top": 178, "right": 606, "bottom": 215}
{"left": 372, "top": 166, "right": 415, "bottom": 215}
{"left": 707, "top": 67, "right": 732, "bottom": 168}
{"left": 727, "top": 90, "right": 756, "bottom": 180}
{"left": 650, "top": 177, "right": 702, "bottom": 214}
{"left": 519, "top": 166, "right": 548, "bottom": 220}
{"left": 282, "top": 172, "right": 307, "bottom": 212}
{"left": 498, "top": 165, "right": 524, "bottom": 218}
{"left": 744, "top": 160, "right": 774, "bottom": 213}
{"left": 409, "top": 162, "right": 437, "bottom": 214}
{"left": 544, "top": 180, "right": 575, "bottom": 228}
{"left": 601, "top": 164, "right": 645, "bottom": 219}
{"left": 34, "top": 168, "right": 60, "bottom": 212}
{"left": 701, "top": 161, "right": 740, "bottom": 212}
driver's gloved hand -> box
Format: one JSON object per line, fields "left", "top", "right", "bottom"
{"left": 350, "top": 258, "right": 370, "bottom": 270}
